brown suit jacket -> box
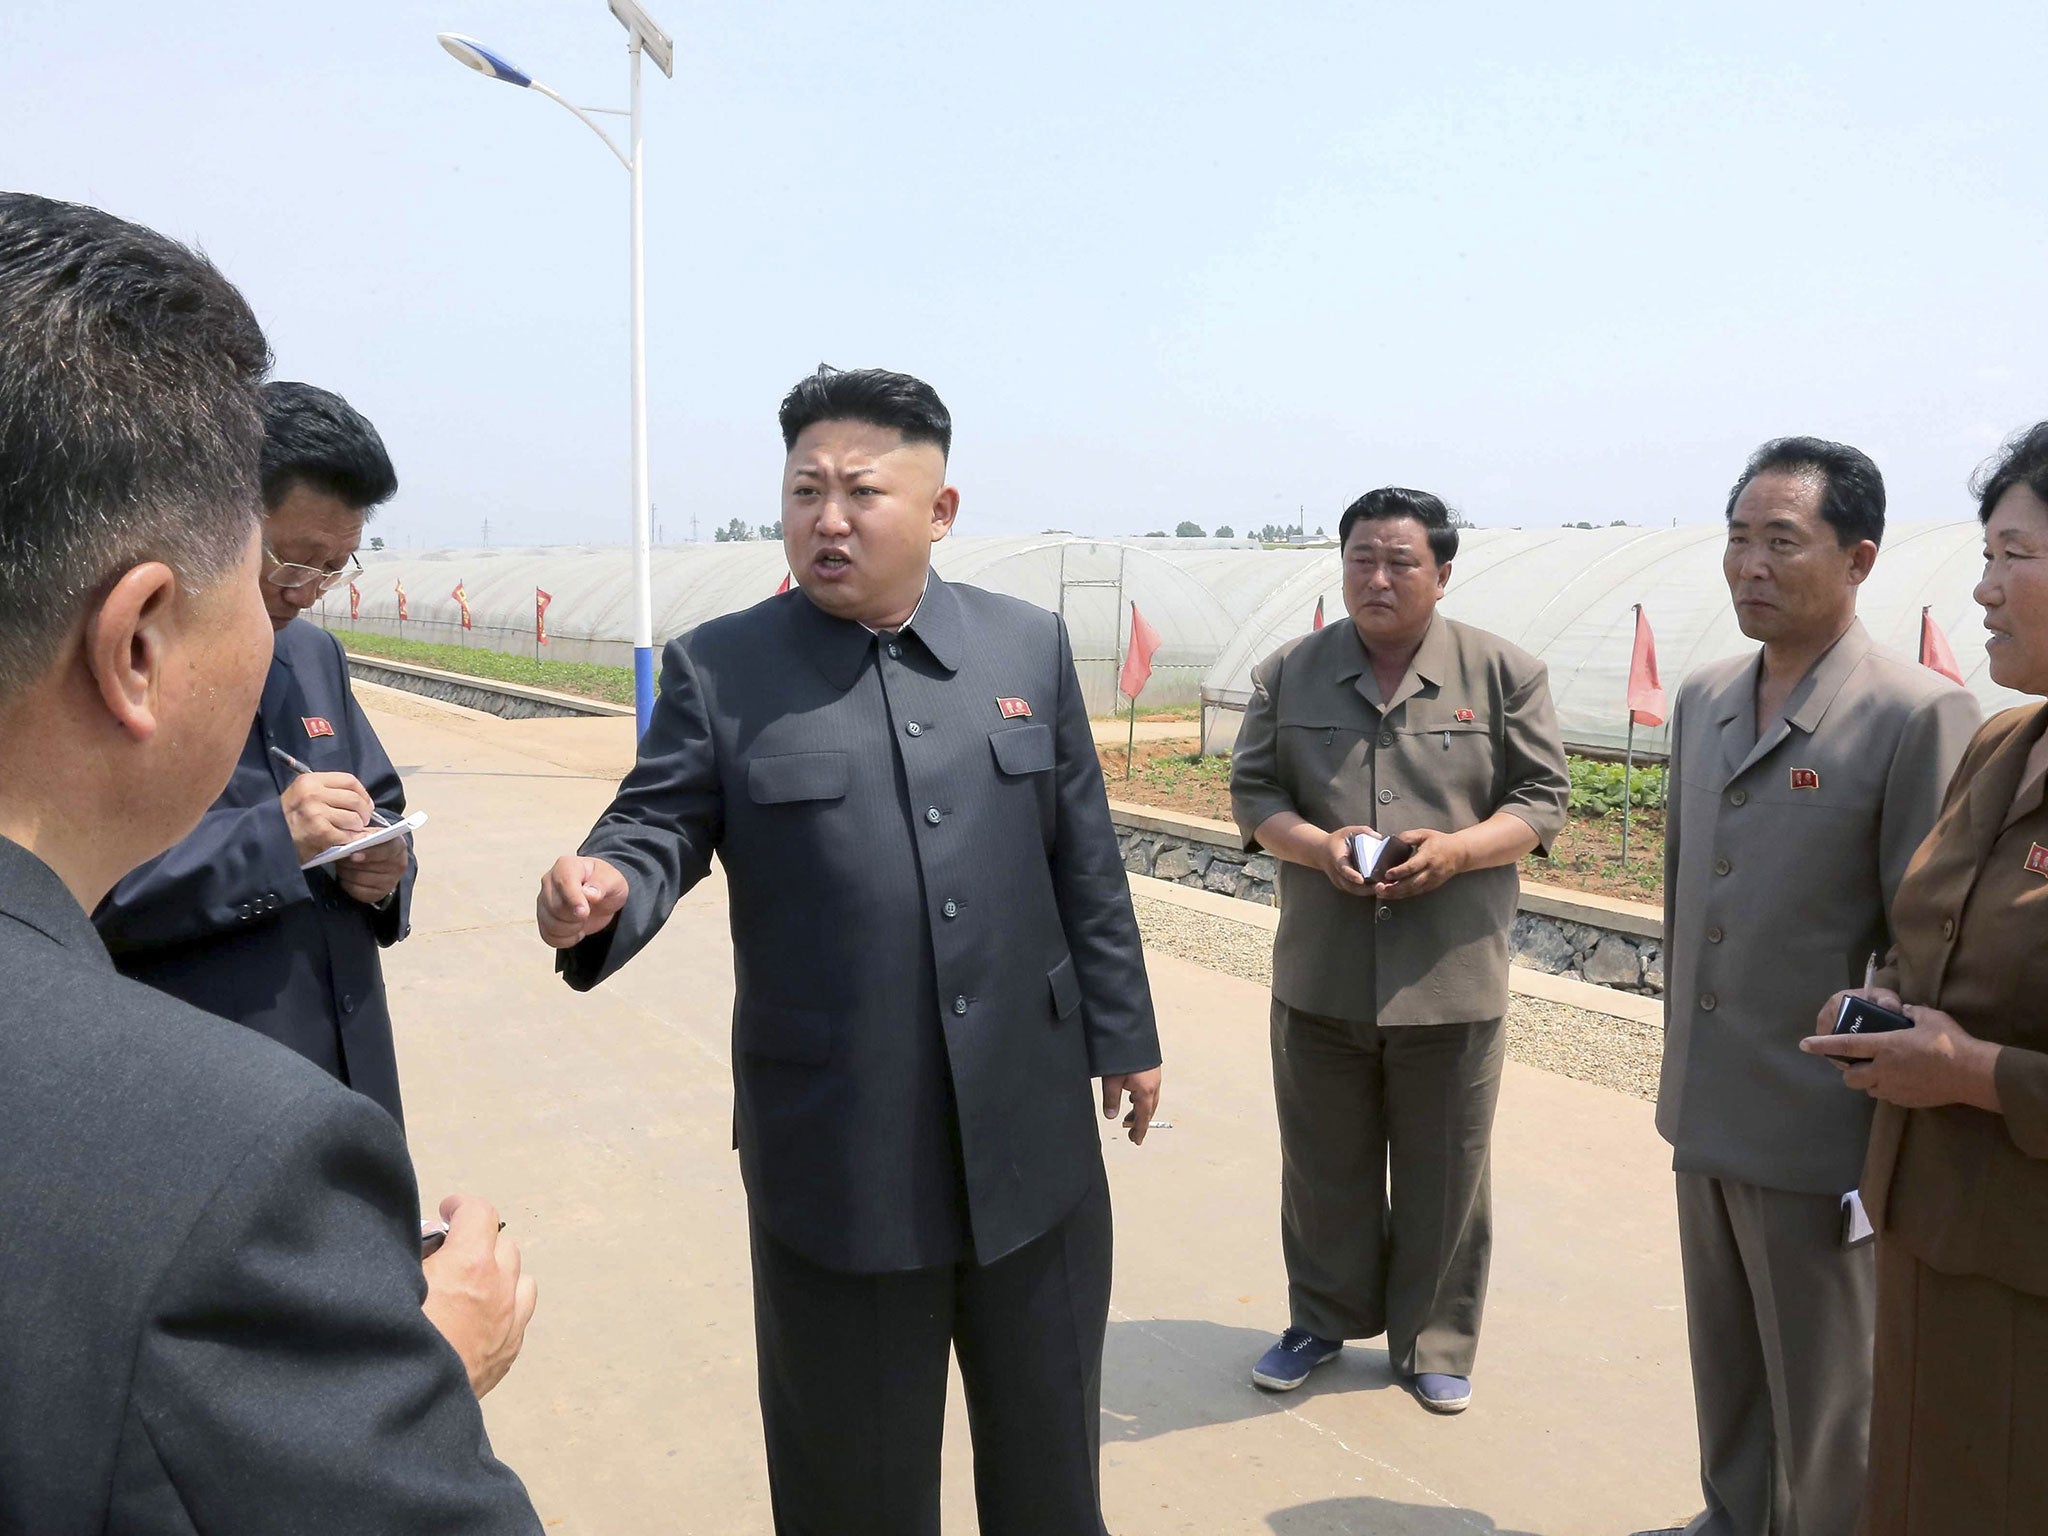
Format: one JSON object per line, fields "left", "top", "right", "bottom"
{"left": 1864, "top": 703, "right": 2048, "bottom": 1298}
{"left": 1229, "top": 611, "right": 1569, "bottom": 1025}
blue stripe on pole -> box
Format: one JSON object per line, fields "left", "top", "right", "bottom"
{"left": 634, "top": 646, "right": 656, "bottom": 737}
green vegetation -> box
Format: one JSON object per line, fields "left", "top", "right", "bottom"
{"left": 329, "top": 629, "right": 636, "bottom": 706}
{"left": 1566, "top": 755, "right": 1667, "bottom": 815}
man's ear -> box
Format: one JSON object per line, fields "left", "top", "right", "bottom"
{"left": 929, "top": 485, "right": 961, "bottom": 544}
{"left": 1846, "top": 538, "right": 1879, "bottom": 586}
{"left": 1436, "top": 558, "right": 1454, "bottom": 595}
{"left": 85, "top": 562, "right": 179, "bottom": 743}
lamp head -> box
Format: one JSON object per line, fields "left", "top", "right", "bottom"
{"left": 436, "top": 33, "right": 533, "bottom": 88}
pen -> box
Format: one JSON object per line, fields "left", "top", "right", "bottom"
{"left": 1862, "top": 953, "right": 1878, "bottom": 991}
{"left": 268, "top": 745, "right": 393, "bottom": 828}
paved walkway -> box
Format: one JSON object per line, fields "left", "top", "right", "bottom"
{"left": 363, "top": 684, "right": 1698, "bottom": 1535}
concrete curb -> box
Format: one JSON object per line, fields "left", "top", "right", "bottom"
{"left": 344, "top": 653, "right": 633, "bottom": 721}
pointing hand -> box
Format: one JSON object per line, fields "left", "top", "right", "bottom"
{"left": 536, "top": 855, "right": 630, "bottom": 948}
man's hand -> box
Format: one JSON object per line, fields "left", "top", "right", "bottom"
{"left": 421, "top": 1194, "right": 537, "bottom": 1399}
{"left": 1101, "top": 1068, "right": 1163, "bottom": 1145}
{"left": 1374, "top": 826, "right": 1470, "bottom": 900}
{"left": 1802, "top": 1003, "right": 2004, "bottom": 1111}
{"left": 1311, "top": 825, "right": 1375, "bottom": 895}
{"left": 280, "top": 772, "right": 375, "bottom": 865}
{"left": 336, "top": 835, "right": 407, "bottom": 906}
{"left": 537, "top": 855, "right": 630, "bottom": 948}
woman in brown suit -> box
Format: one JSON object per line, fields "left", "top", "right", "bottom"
{"left": 1806, "top": 421, "right": 2048, "bottom": 1535}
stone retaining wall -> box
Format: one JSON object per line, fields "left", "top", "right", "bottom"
{"left": 346, "top": 656, "right": 628, "bottom": 722}
{"left": 1109, "top": 805, "right": 1665, "bottom": 997}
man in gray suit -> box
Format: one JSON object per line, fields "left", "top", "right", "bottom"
{"left": 1649, "top": 438, "right": 1979, "bottom": 1536}
{"left": 0, "top": 192, "right": 540, "bottom": 1532}
{"left": 537, "top": 366, "right": 1162, "bottom": 1535}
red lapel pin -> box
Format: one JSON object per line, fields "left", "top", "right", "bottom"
{"left": 998, "top": 698, "right": 1031, "bottom": 719}
{"left": 1790, "top": 767, "right": 1820, "bottom": 791}
{"left": 302, "top": 717, "right": 335, "bottom": 739}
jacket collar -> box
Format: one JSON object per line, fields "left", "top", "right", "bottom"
{"left": 0, "top": 834, "right": 113, "bottom": 969}
{"left": 1333, "top": 608, "right": 1453, "bottom": 713}
{"left": 798, "top": 568, "right": 962, "bottom": 692}
{"left": 1715, "top": 618, "right": 1873, "bottom": 781}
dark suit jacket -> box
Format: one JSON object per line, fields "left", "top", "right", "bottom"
{"left": 0, "top": 836, "right": 537, "bottom": 1534}
{"left": 561, "top": 574, "right": 1161, "bottom": 1274}
{"left": 95, "top": 619, "right": 414, "bottom": 1126}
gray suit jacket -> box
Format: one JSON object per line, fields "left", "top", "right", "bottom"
{"left": 0, "top": 836, "right": 538, "bottom": 1534}
{"left": 561, "top": 574, "right": 1160, "bottom": 1274}
{"left": 1657, "top": 620, "right": 1980, "bottom": 1194}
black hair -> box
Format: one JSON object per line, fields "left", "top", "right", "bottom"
{"left": 777, "top": 365, "right": 952, "bottom": 459}
{"left": 0, "top": 193, "right": 270, "bottom": 699}
{"left": 1972, "top": 422, "right": 2048, "bottom": 525}
{"left": 259, "top": 381, "right": 397, "bottom": 515}
{"left": 1724, "top": 436, "right": 1885, "bottom": 548}
{"left": 1337, "top": 487, "right": 1460, "bottom": 565}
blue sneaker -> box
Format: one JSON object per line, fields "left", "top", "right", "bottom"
{"left": 1410, "top": 1372, "right": 1472, "bottom": 1414}
{"left": 1251, "top": 1328, "right": 1342, "bottom": 1391}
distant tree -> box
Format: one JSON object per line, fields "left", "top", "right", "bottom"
{"left": 1314, "top": 526, "right": 1327, "bottom": 538}
{"left": 1609, "top": 518, "right": 1629, "bottom": 526}
{"left": 1144, "top": 529, "right": 1168, "bottom": 538}
{"left": 1214, "top": 524, "right": 1234, "bottom": 538}
{"left": 757, "top": 520, "right": 783, "bottom": 540}
{"left": 1256, "top": 522, "right": 1289, "bottom": 542}
{"left": 714, "top": 517, "right": 752, "bottom": 543}
{"left": 368, "top": 536, "right": 385, "bottom": 551}
{"left": 1174, "top": 520, "right": 1206, "bottom": 538}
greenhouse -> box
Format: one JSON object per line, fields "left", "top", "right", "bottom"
{"left": 324, "top": 524, "right": 2021, "bottom": 753}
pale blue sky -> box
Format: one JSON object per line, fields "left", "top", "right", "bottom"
{"left": 4, "top": 1, "right": 2043, "bottom": 546}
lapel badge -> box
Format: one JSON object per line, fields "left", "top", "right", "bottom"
{"left": 302, "top": 716, "right": 335, "bottom": 739}
{"left": 1454, "top": 709, "right": 1475, "bottom": 723}
{"left": 2026, "top": 843, "right": 2048, "bottom": 878}
{"left": 998, "top": 697, "right": 1032, "bottom": 719}
{"left": 1790, "top": 767, "right": 1820, "bottom": 791}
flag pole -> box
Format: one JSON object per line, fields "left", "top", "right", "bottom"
{"left": 1622, "top": 604, "right": 1639, "bottom": 863}
{"left": 1125, "top": 695, "right": 1136, "bottom": 780}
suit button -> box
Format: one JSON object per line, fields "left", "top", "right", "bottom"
{"left": 1729, "top": 789, "right": 1747, "bottom": 807}
{"left": 887, "top": 644, "right": 903, "bottom": 659}
{"left": 1942, "top": 917, "right": 1955, "bottom": 940}
{"left": 1379, "top": 732, "right": 1395, "bottom": 748}
{"left": 1700, "top": 993, "right": 1718, "bottom": 1012}
{"left": 1376, "top": 905, "right": 1392, "bottom": 922}
{"left": 1714, "top": 858, "right": 1732, "bottom": 876}
{"left": 952, "top": 995, "right": 968, "bottom": 1015}
{"left": 925, "top": 807, "right": 942, "bottom": 825}
{"left": 341, "top": 994, "right": 355, "bottom": 1014}
{"left": 906, "top": 722, "right": 923, "bottom": 737}
{"left": 1377, "top": 788, "right": 1394, "bottom": 805}
{"left": 1706, "top": 926, "right": 1724, "bottom": 944}
{"left": 942, "top": 900, "right": 959, "bottom": 918}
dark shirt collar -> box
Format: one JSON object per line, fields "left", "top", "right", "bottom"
{"left": 798, "top": 568, "right": 963, "bottom": 691}
{"left": 0, "top": 834, "right": 113, "bottom": 967}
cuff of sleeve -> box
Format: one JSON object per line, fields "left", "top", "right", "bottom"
{"left": 1995, "top": 1046, "right": 2048, "bottom": 1159}
{"left": 254, "top": 798, "right": 315, "bottom": 908}
{"left": 1499, "top": 804, "right": 1563, "bottom": 859}
{"left": 1231, "top": 795, "right": 1296, "bottom": 853}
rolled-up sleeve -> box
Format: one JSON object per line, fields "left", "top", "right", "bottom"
{"left": 1494, "top": 658, "right": 1570, "bottom": 853}
{"left": 1229, "top": 650, "right": 1296, "bottom": 852}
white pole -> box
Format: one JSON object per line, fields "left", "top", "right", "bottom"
{"left": 627, "top": 37, "right": 656, "bottom": 735}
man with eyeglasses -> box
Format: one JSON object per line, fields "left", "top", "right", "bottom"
{"left": 95, "top": 382, "right": 417, "bottom": 1127}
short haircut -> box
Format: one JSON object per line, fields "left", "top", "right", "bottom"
{"left": 777, "top": 365, "right": 952, "bottom": 459}
{"left": 259, "top": 381, "right": 398, "bottom": 516}
{"left": 1724, "top": 436, "right": 1886, "bottom": 548}
{"left": 0, "top": 194, "right": 270, "bottom": 701}
{"left": 1337, "top": 487, "right": 1460, "bottom": 565}
{"left": 1972, "top": 422, "right": 2048, "bottom": 526}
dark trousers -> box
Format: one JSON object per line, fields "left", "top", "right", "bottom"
{"left": 750, "top": 1169, "right": 1113, "bottom": 1536}
{"left": 1270, "top": 1000, "right": 1506, "bottom": 1376}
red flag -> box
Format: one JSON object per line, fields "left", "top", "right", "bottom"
{"left": 452, "top": 581, "right": 472, "bottom": 631}
{"left": 1312, "top": 595, "right": 1325, "bottom": 631}
{"left": 1920, "top": 606, "right": 1965, "bottom": 685}
{"left": 348, "top": 582, "right": 361, "bottom": 623}
{"left": 536, "top": 588, "right": 552, "bottom": 646}
{"left": 394, "top": 579, "right": 409, "bottom": 622}
{"left": 1118, "top": 602, "right": 1163, "bottom": 701}
{"left": 1627, "top": 605, "right": 1666, "bottom": 727}
{"left": 776, "top": 572, "right": 791, "bottom": 595}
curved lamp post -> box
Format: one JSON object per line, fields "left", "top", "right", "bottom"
{"left": 437, "top": 2, "right": 673, "bottom": 736}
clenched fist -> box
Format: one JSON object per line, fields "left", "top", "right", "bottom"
{"left": 536, "top": 855, "right": 630, "bottom": 949}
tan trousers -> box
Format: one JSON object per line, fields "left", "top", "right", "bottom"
{"left": 1676, "top": 1173, "right": 1874, "bottom": 1536}
{"left": 1269, "top": 1000, "right": 1504, "bottom": 1377}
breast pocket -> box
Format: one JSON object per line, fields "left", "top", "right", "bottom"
{"left": 990, "top": 724, "right": 1055, "bottom": 776}
{"left": 747, "top": 751, "right": 850, "bottom": 805}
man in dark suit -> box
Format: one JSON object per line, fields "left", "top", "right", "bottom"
{"left": 537, "top": 365, "right": 1163, "bottom": 1535}
{"left": 0, "top": 192, "right": 539, "bottom": 1530}
{"left": 96, "top": 381, "right": 416, "bottom": 1126}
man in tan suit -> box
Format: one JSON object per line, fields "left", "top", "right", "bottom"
{"left": 1648, "top": 438, "right": 1979, "bottom": 1536}
{"left": 1231, "top": 487, "right": 1568, "bottom": 1415}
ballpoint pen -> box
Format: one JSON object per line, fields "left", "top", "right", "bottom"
{"left": 267, "top": 745, "right": 394, "bottom": 828}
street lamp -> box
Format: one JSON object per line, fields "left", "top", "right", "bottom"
{"left": 437, "top": 2, "right": 673, "bottom": 736}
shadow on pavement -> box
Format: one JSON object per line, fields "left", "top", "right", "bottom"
{"left": 1101, "top": 1318, "right": 1402, "bottom": 1444}
{"left": 1267, "top": 1496, "right": 1542, "bottom": 1535}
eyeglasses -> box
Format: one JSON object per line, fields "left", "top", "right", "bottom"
{"left": 263, "top": 546, "right": 362, "bottom": 594}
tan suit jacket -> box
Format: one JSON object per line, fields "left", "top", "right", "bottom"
{"left": 1230, "top": 611, "right": 1569, "bottom": 1025}
{"left": 1865, "top": 704, "right": 2048, "bottom": 1298}
{"left": 1658, "top": 620, "right": 1979, "bottom": 1194}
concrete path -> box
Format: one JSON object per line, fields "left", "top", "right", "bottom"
{"left": 364, "top": 685, "right": 1699, "bottom": 1535}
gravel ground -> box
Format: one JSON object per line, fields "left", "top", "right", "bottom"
{"left": 1132, "top": 892, "right": 1664, "bottom": 1103}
